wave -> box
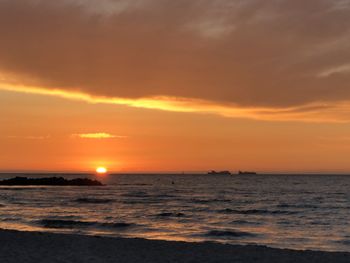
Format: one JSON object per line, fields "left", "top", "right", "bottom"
{"left": 121, "top": 191, "right": 149, "bottom": 198}
{"left": 1, "top": 217, "right": 22, "bottom": 222}
{"left": 121, "top": 192, "right": 176, "bottom": 199}
{"left": 231, "top": 219, "right": 263, "bottom": 225}
{"left": 205, "top": 229, "right": 256, "bottom": 238}
{"left": 191, "top": 198, "right": 231, "bottom": 204}
{"left": 0, "top": 187, "right": 45, "bottom": 191}
{"left": 151, "top": 194, "right": 177, "bottom": 199}
{"left": 74, "top": 198, "right": 114, "bottom": 204}
{"left": 277, "top": 220, "right": 292, "bottom": 225}
{"left": 117, "top": 183, "right": 151, "bottom": 186}
{"left": 335, "top": 239, "right": 350, "bottom": 245}
{"left": 121, "top": 199, "right": 161, "bottom": 205}
{"left": 309, "top": 220, "right": 331, "bottom": 226}
{"left": 100, "top": 222, "right": 132, "bottom": 228}
{"left": 37, "top": 219, "right": 133, "bottom": 229}
{"left": 156, "top": 212, "right": 185, "bottom": 218}
{"left": 219, "top": 208, "right": 298, "bottom": 215}
{"left": 277, "top": 203, "right": 318, "bottom": 209}
{"left": 39, "top": 219, "right": 94, "bottom": 228}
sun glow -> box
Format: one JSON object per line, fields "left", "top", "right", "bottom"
{"left": 96, "top": 167, "right": 107, "bottom": 174}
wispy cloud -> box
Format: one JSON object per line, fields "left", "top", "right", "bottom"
{"left": 72, "top": 133, "right": 127, "bottom": 139}
{"left": 318, "top": 64, "right": 350, "bottom": 78}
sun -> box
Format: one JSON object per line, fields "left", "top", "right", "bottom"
{"left": 96, "top": 167, "right": 108, "bottom": 174}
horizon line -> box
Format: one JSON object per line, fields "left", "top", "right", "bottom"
{"left": 1, "top": 170, "right": 350, "bottom": 175}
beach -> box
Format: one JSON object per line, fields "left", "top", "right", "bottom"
{"left": 0, "top": 229, "right": 349, "bottom": 263}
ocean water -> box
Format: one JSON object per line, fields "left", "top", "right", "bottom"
{"left": 0, "top": 173, "right": 349, "bottom": 252}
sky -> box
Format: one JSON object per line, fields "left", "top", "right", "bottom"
{"left": 1, "top": 0, "right": 350, "bottom": 173}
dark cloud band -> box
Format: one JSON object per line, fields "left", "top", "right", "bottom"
{"left": 0, "top": 0, "right": 350, "bottom": 108}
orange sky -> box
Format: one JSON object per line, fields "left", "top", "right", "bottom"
{"left": 2, "top": 89, "right": 350, "bottom": 173}
{"left": 1, "top": 0, "right": 350, "bottom": 173}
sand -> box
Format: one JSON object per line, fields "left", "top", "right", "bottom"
{"left": 0, "top": 229, "right": 349, "bottom": 263}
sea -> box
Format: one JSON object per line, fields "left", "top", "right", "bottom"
{"left": 0, "top": 173, "right": 349, "bottom": 252}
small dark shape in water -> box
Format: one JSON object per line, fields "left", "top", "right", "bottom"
{"left": 0, "top": 177, "right": 103, "bottom": 186}
{"left": 157, "top": 212, "right": 185, "bottom": 217}
{"left": 75, "top": 198, "right": 113, "bottom": 204}
{"left": 205, "top": 229, "right": 256, "bottom": 238}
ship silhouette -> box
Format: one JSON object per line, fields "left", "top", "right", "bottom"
{"left": 238, "top": 171, "right": 257, "bottom": 175}
{"left": 207, "top": 170, "right": 231, "bottom": 175}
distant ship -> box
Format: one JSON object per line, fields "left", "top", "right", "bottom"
{"left": 207, "top": 170, "right": 232, "bottom": 175}
{"left": 238, "top": 171, "right": 257, "bottom": 175}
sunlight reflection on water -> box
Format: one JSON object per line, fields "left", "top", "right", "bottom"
{"left": 0, "top": 174, "right": 349, "bottom": 252}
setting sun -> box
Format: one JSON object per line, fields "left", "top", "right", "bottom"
{"left": 96, "top": 167, "right": 107, "bottom": 174}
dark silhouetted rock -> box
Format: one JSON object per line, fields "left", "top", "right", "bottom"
{"left": 0, "top": 177, "right": 103, "bottom": 186}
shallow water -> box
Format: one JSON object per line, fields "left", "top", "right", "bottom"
{"left": 0, "top": 173, "right": 349, "bottom": 252}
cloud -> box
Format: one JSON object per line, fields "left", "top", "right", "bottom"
{"left": 318, "top": 64, "right": 350, "bottom": 78}
{"left": 3, "top": 82, "right": 350, "bottom": 123}
{"left": 72, "top": 133, "right": 127, "bottom": 139}
{"left": 1, "top": 0, "right": 350, "bottom": 119}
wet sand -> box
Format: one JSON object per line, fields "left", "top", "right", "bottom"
{"left": 0, "top": 229, "right": 349, "bottom": 263}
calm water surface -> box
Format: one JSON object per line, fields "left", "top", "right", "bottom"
{"left": 0, "top": 174, "right": 349, "bottom": 252}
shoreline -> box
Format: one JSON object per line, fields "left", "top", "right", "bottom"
{"left": 0, "top": 229, "right": 349, "bottom": 263}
